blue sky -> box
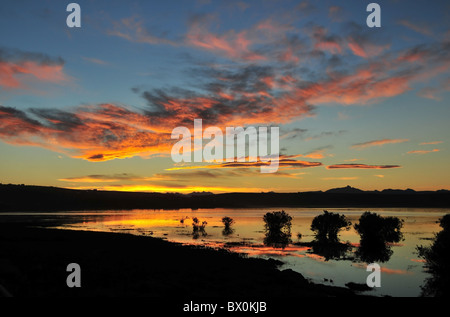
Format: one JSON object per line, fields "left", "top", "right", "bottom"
{"left": 0, "top": 0, "right": 449, "bottom": 192}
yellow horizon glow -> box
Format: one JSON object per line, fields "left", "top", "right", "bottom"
{"left": 63, "top": 184, "right": 270, "bottom": 194}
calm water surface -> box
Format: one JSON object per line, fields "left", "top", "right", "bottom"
{"left": 3, "top": 207, "right": 449, "bottom": 297}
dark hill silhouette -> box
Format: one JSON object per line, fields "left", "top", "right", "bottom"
{"left": 0, "top": 183, "right": 449, "bottom": 212}
{"left": 325, "top": 185, "right": 364, "bottom": 194}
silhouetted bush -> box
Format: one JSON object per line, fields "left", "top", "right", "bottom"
{"left": 310, "top": 210, "right": 351, "bottom": 243}
{"left": 221, "top": 216, "right": 235, "bottom": 236}
{"left": 355, "top": 239, "right": 393, "bottom": 263}
{"left": 354, "top": 211, "right": 403, "bottom": 263}
{"left": 263, "top": 211, "right": 292, "bottom": 234}
{"left": 263, "top": 210, "right": 292, "bottom": 248}
{"left": 417, "top": 214, "right": 450, "bottom": 296}
{"left": 222, "top": 216, "right": 234, "bottom": 229}
{"left": 438, "top": 213, "right": 450, "bottom": 231}
{"left": 192, "top": 217, "right": 207, "bottom": 239}
{"left": 354, "top": 211, "right": 403, "bottom": 243}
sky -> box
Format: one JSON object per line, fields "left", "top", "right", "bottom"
{"left": 0, "top": 0, "right": 449, "bottom": 193}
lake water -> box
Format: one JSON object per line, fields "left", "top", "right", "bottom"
{"left": 2, "top": 207, "right": 449, "bottom": 297}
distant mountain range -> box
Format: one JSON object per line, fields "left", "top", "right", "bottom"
{"left": 324, "top": 185, "right": 436, "bottom": 194}
{"left": 325, "top": 185, "right": 364, "bottom": 194}
{"left": 0, "top": 183, "right": 449, "bottom": 212}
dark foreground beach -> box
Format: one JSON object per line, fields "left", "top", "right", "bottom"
{"left": 0, "top": 222, "right": 358, "bottom": 298}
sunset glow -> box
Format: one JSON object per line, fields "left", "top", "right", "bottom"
{"left": 0, "top": 0, "right": 449, "bottom": 193}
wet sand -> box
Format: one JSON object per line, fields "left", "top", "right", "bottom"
{"left": 0, "top": 222, "right": 358, "bottom": 298}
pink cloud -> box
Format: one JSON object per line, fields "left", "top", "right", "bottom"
{"left": 347, "top": 38, "right": 390, "bottom": 58}
{"left": 108, "top": 16, "right": 176, "bottom": 45}
{"left": 398, "top": 19, "right": 432, "bottom": 36}
{"left": 0, "top": 61, "right": 70, "bottom": 89}
{"left": 185, "top": 15, "right": 268, "bottom": 61}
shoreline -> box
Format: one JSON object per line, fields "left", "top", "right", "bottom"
{"left": 1, "top": 184, "right": 449, "bottom": 212}
{"left": 0, "top": 222, "right": 360, "bottom": 297}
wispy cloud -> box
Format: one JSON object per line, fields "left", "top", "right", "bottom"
{"left": 166, "top": 156, "right": 322, "bottom": 171}
{"left": 327, "top": 164, "right": 401, "bottom": 169}
{"left": 185, "top": 14, "right": 265, "bottom": 61}
{"left": 82, "top": 56, "right": 109, "bottom": 66}
{"left": 0, "top": 104, "right": 172, "bottom": 161}
{"left": 347, "top": 37, "right": 390, "bottom": 58}
{"left": 1, "top": 10, "right": 449, "bottom": 165}
{"left": 280, "top": 128, "right": 308, "bottom": 140}
{"left": 351, "top": 139, "right": 409, "bottom": 149}
{"left": 417, "top": 77, "right": 450, "bottom": 101}
{"left": 304, "top": 130, "right": 346, "bottom": 141}
{"left": 302, "top": 145, "right": 333, "bottom": 159}
{"left": 0, "top": 48, "right": 71, "bottom": 90}
{"left": 311, "top": 25, "right": 343, "bottom": 55}
{"left": 186, "top": 14, "right": 298, "bottom": 62}
{"left": 398, "top": 19, "right": 432, "bottom": 37}
{"left": 344, "top": 158, "right": 362, "bottom": 162}
{"left": 419, "top": 141, "right": 443, "bottom": 145}
{"left": 108, "top": 16, "right": 177, "bottom": 45}
{"left": 407, "top": 149, "right": 440, "bottom": 155}
{"left": 328, "top": 6, "right": 344, "bottom": 22}
{"left": 59, "top": 173, "right": 157, "bottom": 183}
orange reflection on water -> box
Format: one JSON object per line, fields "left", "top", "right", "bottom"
{"left": 81, "top": 212, "right": 225, "bottom": 229}
{"left": 380, "top": 267, "right": 412, "bottom": 275}
{"left": 305, "top": 253, "right": 326, "bottom": 261}
{"left": 100, "top": 218, "right": 180, "bottom": 227}
{"left": 230, "top": 245, "right": 311, "bottom": 257}
{"left": 352, "top": 262, "right": 412, "bottom": 275}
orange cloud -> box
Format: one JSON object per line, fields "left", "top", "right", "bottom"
{"left": 302, "top": 146, "right": 333, "bottom": 159}
{"left": 0, "top": 48, "right": 71, "bottom": 90}
{"left": 300, "top": 66, "right": 412, "bottom": 106}
{"left": 0, "top": 104, "right": 173, "bottom": 162}
{"left": 380, "top": 267, "right": 412, "bottom": 275}
{"left": 0, "top": 61, "right": 69, "bottom": 89}
{"left": 347, "top": 38, "right": 390, "bottom": 58}
{"left": 351, "top": 139, "right": 409, "bottom": 149}
{"left": 315, "top": 41, "right": 342, "bottom": 54}
{"left": 166, "top": 155, "right": 322, "bottom": 172}
{"left": 185, "top": 15, "right": 267, "bottom": 61}
{"left": 407, "top": 149, "right": 440, "bottom": 155}
{"left": 420, "top": 141, "right": 443, "bottom": 145}
{"left": 311, "top": 26, "right": 343, "bottom": 55}
{"left": 1, "top": 21, "right": 449, "bottom": 165}
{"left": 327, "top": 164, "right": 401, "bottom": 169}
